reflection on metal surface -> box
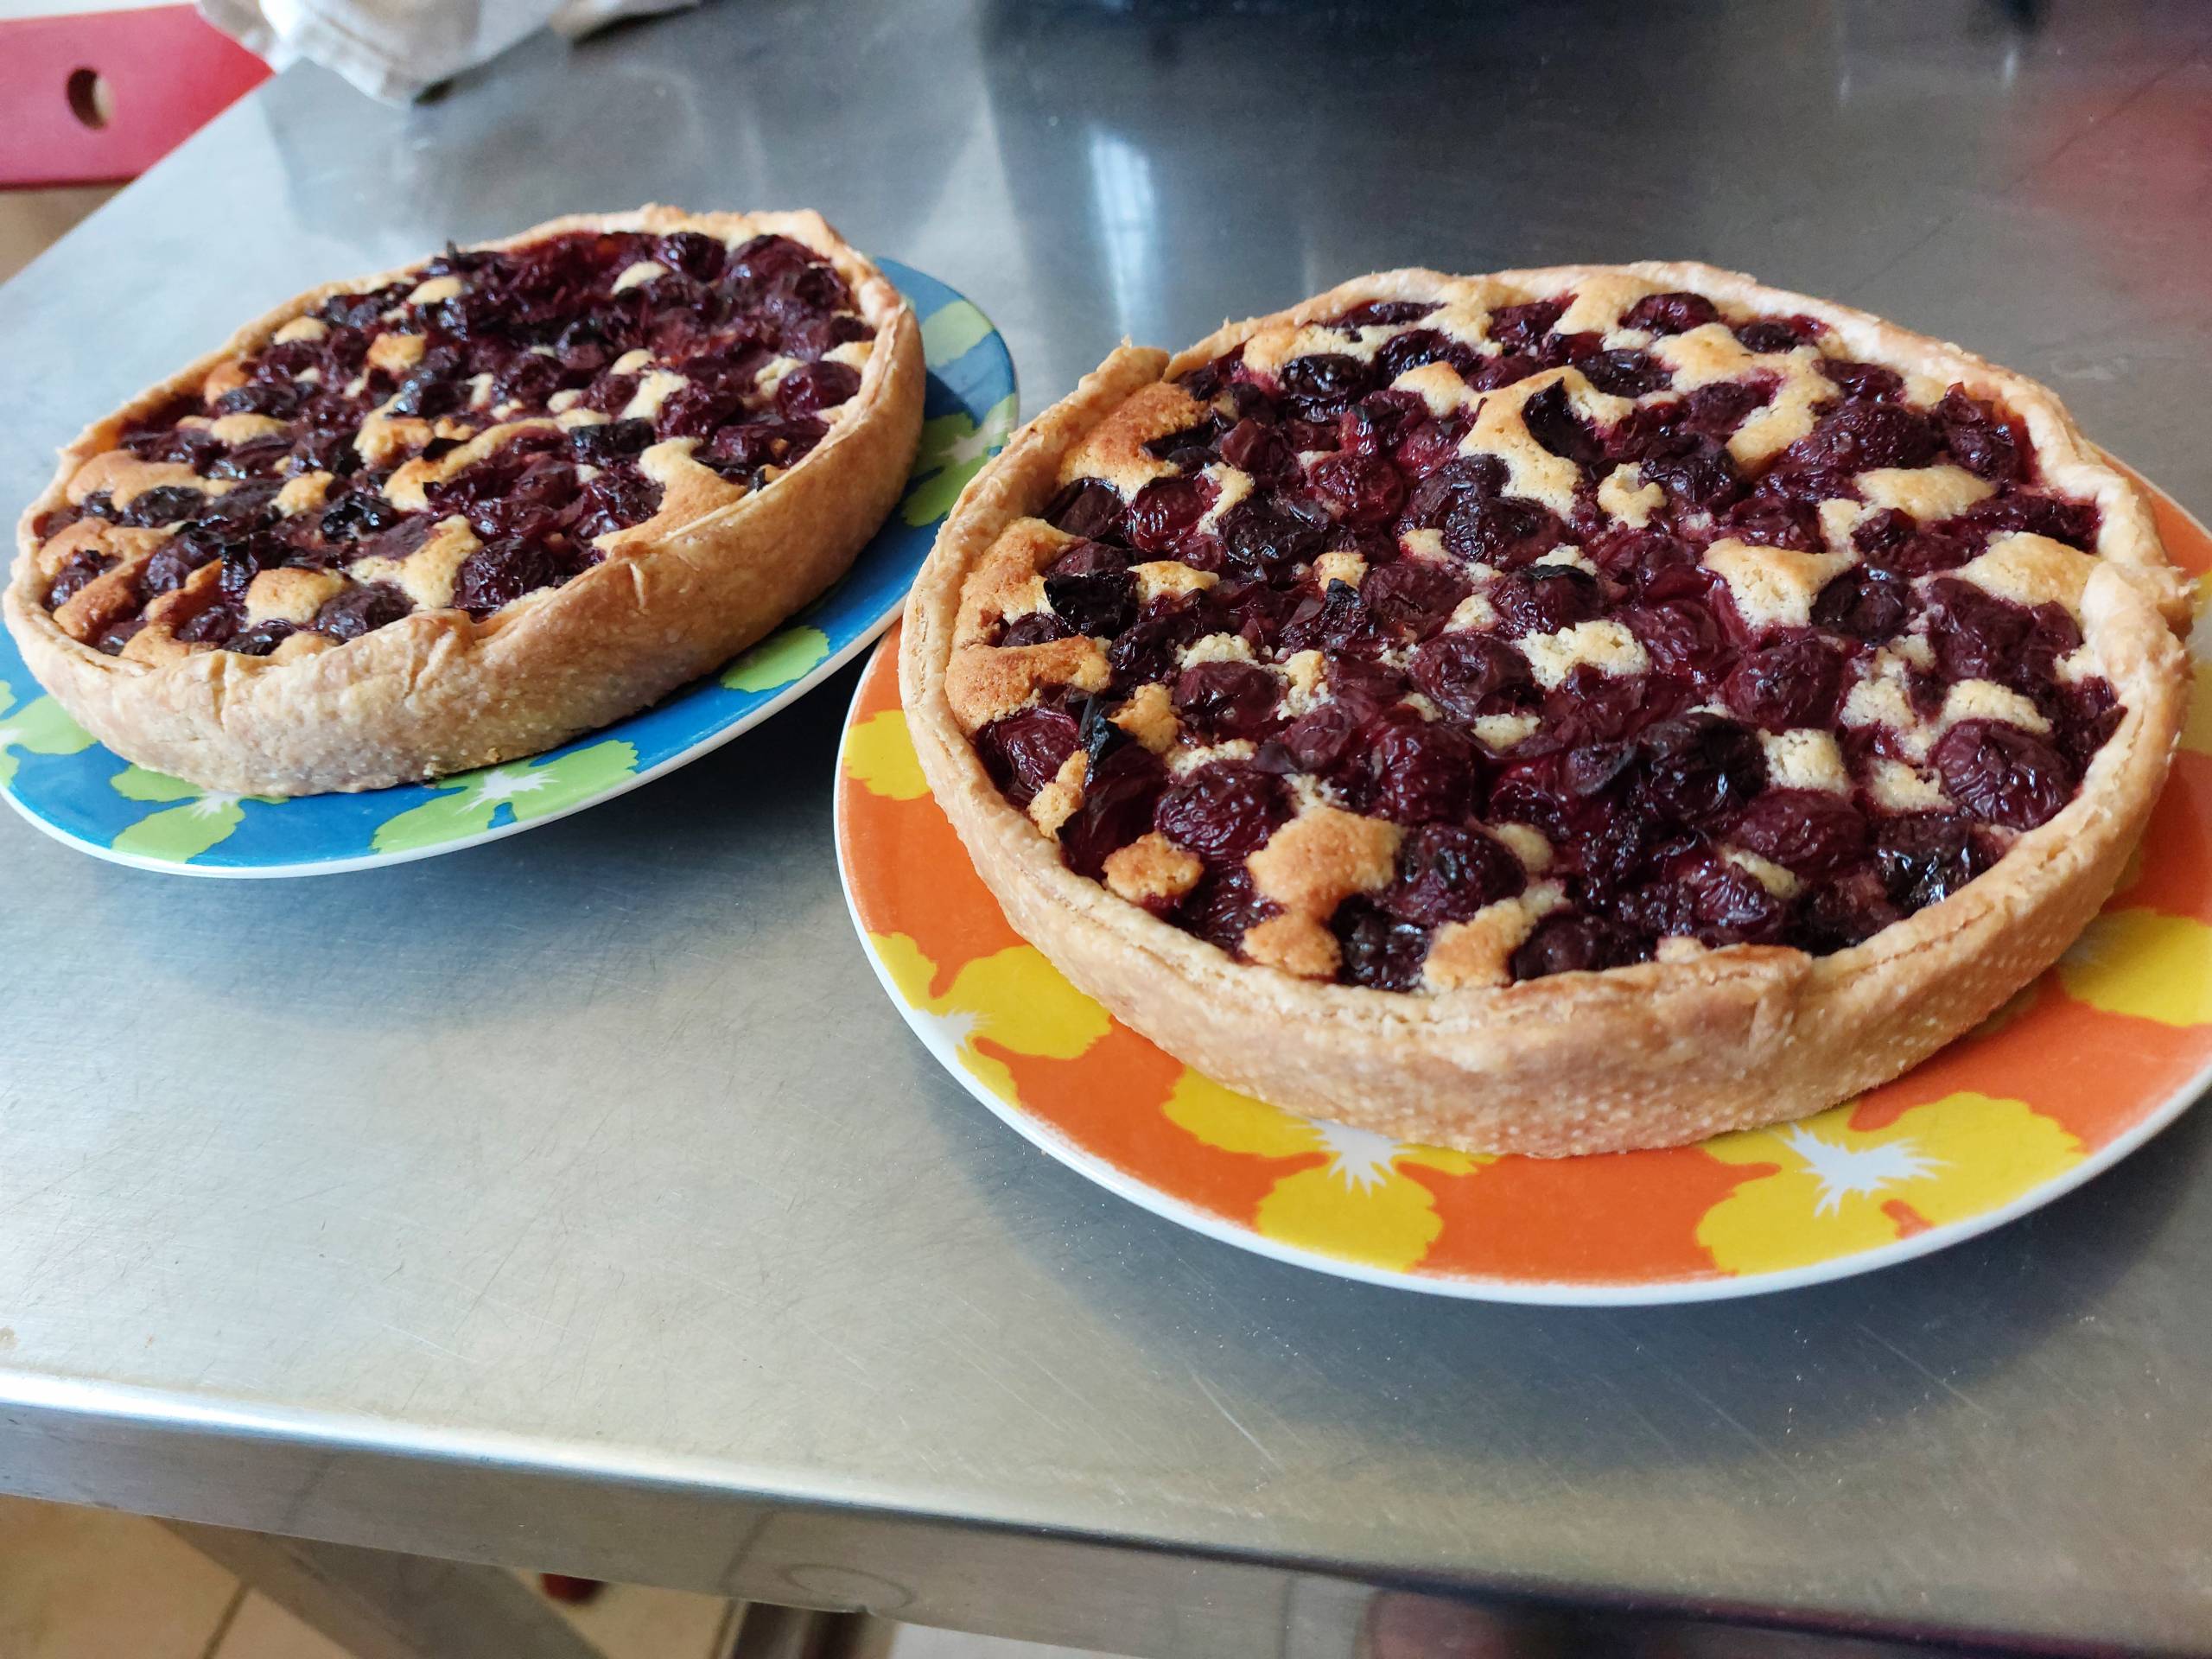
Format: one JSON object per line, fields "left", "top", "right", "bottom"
{"left": 1085, "top": 125, "right": 1161, "bottom": 343}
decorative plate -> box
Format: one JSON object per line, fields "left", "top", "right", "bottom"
{"left": 0, "top": 259, "right": 1015, "bottom": 877}
{"left": 836, "top": 475, "right": 2212, "bottom": 1304}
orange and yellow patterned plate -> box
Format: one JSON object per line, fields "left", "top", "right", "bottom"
{"left": 836, "top": 477, "right": 2212, "bottom": 1303}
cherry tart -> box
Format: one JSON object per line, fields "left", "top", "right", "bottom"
{"left": 6, "top": 207, "right": 923, "bottom": 794}
{"left": 902, "top": 263, "right": 2188, "bottom": 1156}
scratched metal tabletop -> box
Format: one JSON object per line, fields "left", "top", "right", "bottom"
{"left": 3, "top": 3, "right": 2210, "bottom": 1654}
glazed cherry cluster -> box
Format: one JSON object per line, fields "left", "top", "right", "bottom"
{"left": 972, "top": 291, "right": 2123, "bottom": 988}
{"left": 35, "top": 229, "right": 868, "bottom": 657}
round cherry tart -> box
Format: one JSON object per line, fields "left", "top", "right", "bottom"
{"left": 5, "top": 206, "right": 923, "bottom": 794}
{"left": 901, "top": 262, "right": 2190, "bottom": 1157}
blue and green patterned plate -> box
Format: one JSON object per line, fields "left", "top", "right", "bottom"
{"left": 0, "top": 260, "right": 1014, "bottom": 878}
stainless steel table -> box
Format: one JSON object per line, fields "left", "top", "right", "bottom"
{"left": 4, "top": 3, "right": 2211, "bottom": 1655}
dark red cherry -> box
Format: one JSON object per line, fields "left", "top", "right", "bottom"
{"left": 1510, "top": 913, "right": 1652, "bottom": 980}
{"left": 1172, "top": 661, "right": 1281, "bottom": 740}
{"left": 1408, "top": 632, "right": 1532, "bottom": 721}
{"left": 1638, "top": 712, "right": 1767, "bottom": 825}
{"left": 1621, "top": 292, "right": 1719, "bottom": 336}
{"left": 1781, "top": 402, "right": 1939, "bottom": 473}
{"left": 1219, "top": 494, "right": 1327, "bottom": 573}
{"left": 1043, "top": 478, "right": 1127, "bottom": 542}
{"left": 1722, "top": 638, "right": 1844, "bottom": 731}
{"left": 1378, "top": 824, "right": 1526, "bottom": 925}
{"left": 1154, "top": 761, "right": 1292, "bottom": 864}
{"left": 1332, "top": 897, "right": 1432, "bottom": 992}
{"left": 1310, "top": 451, "right": 1407, "bottom": 525}
{"left": 1058, "top": 741, "right": 1169, "bottom": 879}
{"left": 1359, "top": 559, "right": 1471, "bottom": 641}
{"left": 1932, "top": 720, "right": 2074, "bottom": 830}
{"left": 1728, "top": 789, "right": 1869, "bottom": 874}
{"left": 1491, "top": 566, "right": 1602, "bottom": 637}
{"left": 1875, "top": 812, "right": 1993, "bottom": 910}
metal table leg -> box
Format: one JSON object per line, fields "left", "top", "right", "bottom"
{"left": 166, "top": 1522, "right": 605, "bottom": 1659}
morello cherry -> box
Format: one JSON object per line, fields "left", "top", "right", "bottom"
{"left": 45, "top": 552, "right": 111, "bottom": 607}
{"left": 1310, "top": 451, "right": 1407, "bottom": 525}
{"left": 1359, "top": 559, "right": 1470, "bottom": 641}
{"left": 1172, "top": 661, "right": 1281, "bottom": 740}
{"left": 1342, "top": 391, "right": 1427, "bottom": 454}
{"left": 1933, "top": 720, "right": 2074, "bottom": 830}
{"left": 1638, "top": 712, "right": 1767, "bottom": 825}
{"left": 1783, "top": 401, "right": 1938, "bottom": 475}
{"left": 1154, "top": 762, "right": 1291, "bottom": 864}
{"left": 1729, "top": 789, "right": 1869, "bottom": 874}
{"left": 656, "top": 231, "right": 725, "bottom": 281}
{"left": 1735, "top": 316, "right": 1816, "bottom": 353}
{"left": 1278, "top": 353, "right": 1372, "bottom": 414}
{"left": 1790, "top": 868, "right": 1904, "bottom": 953}
{"left": 1638, "top": 438, "right": 1741, "bottom": 512}
{"left": 1683, "top": 379, "right": 1771, "bottom": 437}
{"left": 1673, "top": 855, "right": 1791, "bottom": 945}
{"left": 1143, "top": 417, "right": 1226, "bottom": 472}
{"left": 1484, "top": 298, "right": 1568, "bottom": 355}
{"left": 1332, "top": 897, "right": 1432, "bottom": 992}
{"left": 1491, "top": 566, "right": 1602, "bottom": 637}
{"left": 1332, "top": 300, "right": 1439, "bottom": 329}
{"left": 1876, "top": 812, "right": 1992, "bottom": 910}
{"left": 1441, "top": 493, "right": 1558, "bottom": 567}
{"left": 312, "top": 582, "right": 413, "bottom": 642}
{"left": 1217, "top": 577, "right": 1302, "bottom": 653}
{"left": 119, "top": 486, "right": 208, "bottom": 528}
{"left": 569, "top": 418, "right": 656, "bottom": 463}
{"left": 1404, "top": 454, "right": 1508, "bottom": 527}
{"left": 1258, "top": 701, "right": 1362, "bottom": 776}
{"left": 1510, "top": 913, "right": 1651, "bottom": 981}
{"left": 1380, "top": 824, "right": 1526, "bottom": 925}
{"left": 1392, "top": 413, "right": 1470, "bottom": 479}
{"left": 1355, "top": 709, "right": 1480, "bottom": 825}
{"left": 1812, "top": 565, "right": 1910, "bottom": 641}
{"left": 1722, "top": 476, "right": 1825, "bottom": 551}
{"left": 1041, "top": 542, "right": 1135, "bottom": 638}
{"left": 1108, "top": 598, "right": 1209, "bottom": 689}
{"left": 1058, "top": 741, "right": 1168, "bottom": 879}
{"left": 1621, "top": 292, "right": 1719, "bottom": 336}
{"left": 1936, "top": 386, "right": 2024, "bottom": 483}
{"left": 1520, "top": 382, "right": 1604, "bottom": 466}
{"left": 1125, "top": 475, "right": 1216, "bottom": 555}
{"left": 1174, "top": 868, "right": 1278, "bottom": 956}
{"left": 1955, "top": 492, "right": 2098, "bottom": 552}
{"left": 1924, "top": 578, "right": 2036, "bottom": 685}
{"left": 1000, "top": 612, "right": 1071, "bottom": 647}
{"left": 1409, "top": 632, "right": 1531, "bottom": 721}
{"left": 1218, "top": 494, "right": 1328, "bottom": 575}
{"left": 776, "top": 361, "right": 861, "bottom": 416}
{"left": 450, "top": 537, "right": 585, "bottom": 619}
{"left": 1376, "top": 329, "right": 1482, "bottom": 383}
{"left": 1722, "top": 638, "right": 1844, "bottom": 731}
{"left": 1851, "top": 508, "right": 1914, "bottom": 557}
{"left": 2054, "top": 677, "right": 2125, "bottom": 772}
{"left": 568, "top": 467, "right": 664, "bottom": 539}
{"left": 1281, "top": 580, "right": 1380, "bottom": 658}
{"left": 976, "top": 709, "right": 1082, "bottom": 808}
{"left": 225, "top": 620, "right": 295, "bottom": 657}
{"left": 175, "top": 603, "right": 238, "bottom": 645}
{"left": 1622, "top": 597, "right": 1728, "bottom": 681}
{"left": 1580, "top": 350, "right": 1671, "bottom": 397}
{"left": 1043, "top": 478, "right": 1126, "bottom": 542}
{"left": 1217, "top": 418, "right": 1297, "bottom": 483}
{"left": 1821, "top": 359, "right": 1906, "bottom": 404}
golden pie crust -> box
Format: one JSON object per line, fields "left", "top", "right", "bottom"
{"left": 901, "top": 262, "right": 2189, "bottom": 1156}
{"left": 5, "top": 207, "right": 924, "bottom": 795}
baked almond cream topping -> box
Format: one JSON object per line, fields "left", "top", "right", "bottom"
{"left": 1517, "top": 619, "right": 1649, "bottom": 689}
{"left": 1701, "top": 539, "right": 1855, "bottom": 630}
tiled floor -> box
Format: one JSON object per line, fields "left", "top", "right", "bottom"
{"left": 0, "top": 1493, "right": 1123, "bottom": 1658}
